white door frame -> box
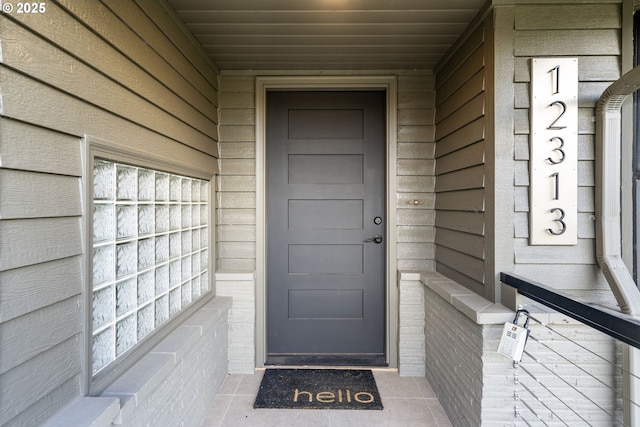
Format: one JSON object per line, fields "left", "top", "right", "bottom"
{"left": 255, "top": 76, "right": 399, "bottom": 368}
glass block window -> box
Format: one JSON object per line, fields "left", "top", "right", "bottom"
{"left": 91, "top": 159, "right": 210, "bottom": 375}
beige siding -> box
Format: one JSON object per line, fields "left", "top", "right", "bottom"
{"left": 512, "top": 1, "right": 622, "bottom": 301}
{"left": 217, "top": 75, "right": 257, "bottom": 271}
{"left": 433, "top": 0, "right": 623, "bottom": 300}
{"left": 0, "top": 0, "right": 218, "bottom": 424}
{"left": 434, "top": 23, "right": 487, "bottom": 295}
{"left": 397, "top": 74, "right": 437, "bottom": 271}
{"left": 216, "top": 71, "right": 436, "bottom": 272}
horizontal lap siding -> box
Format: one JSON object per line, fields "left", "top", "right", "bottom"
{"left": 434, "top": 1, "right": 623, "bottom": 299}
{"left": 434, "top": 24, "right": 487, "bottom": 295}
{"left": 512, "top": 1, "right": 622, "bottom": 300}
{"left": 0, "top": 0, "right": 218, "bottom": 424}
{"left": 217, "top": 76, "right": 257, "bottom": 271}
{"left": 397, "top": 74, "right": 436, "bottom": 271}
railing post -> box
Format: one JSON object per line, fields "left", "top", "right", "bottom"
{"left": 624, "top": 346, "right": 640, "bottom": 426}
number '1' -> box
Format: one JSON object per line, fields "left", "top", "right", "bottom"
{"left": 549, "top": 65, "right": 560, "bottom": 95}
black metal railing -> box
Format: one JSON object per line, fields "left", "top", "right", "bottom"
{"left": 501, "top": 273, "right": 640, "bottom": 350}
{"left": 501, "top": 272, "right": 640, "bottom": 426}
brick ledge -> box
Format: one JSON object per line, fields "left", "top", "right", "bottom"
{"left": 45, "top": 297, "right": 231, "bottom": 426}
{"left": 41, "top": 397, "right": 120, "bottom": 427}
{"left": 102, "top": 297, "right": 231, "bottom": 423}
{"left": 399, "top": 271, "right": 513, "bottom": 325}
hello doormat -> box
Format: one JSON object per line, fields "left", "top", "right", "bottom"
{"left": 253, "top": 369, "right": 383, "bottom": 410}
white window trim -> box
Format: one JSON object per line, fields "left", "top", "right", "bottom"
{"left": 83, "top": 136, "right": 216, "bottom": 395}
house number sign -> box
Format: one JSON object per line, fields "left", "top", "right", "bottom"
{"left": 529, "top": 58, "right": 578, "bottom": 245}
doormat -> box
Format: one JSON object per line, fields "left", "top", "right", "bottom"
{"left": 253, "top": 368, "right": 383, "bottom": 410}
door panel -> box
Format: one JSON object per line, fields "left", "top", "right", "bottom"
{"left": 288, "top": 109, "right": 364, "bottom": 139}
{"left": 288, "top": 244, "right": 363, "bottom": 275}
{"left": 288, "top": 154, "right": 363, "bottom": 184}
{"left": 288, "top": 200, "right": 363, "bottom": 229}
{"left": 288, "top": 289, "right": 364, "bottom": 319}
{"left": 266, "top": 91, "right": 386, "bottom": 365}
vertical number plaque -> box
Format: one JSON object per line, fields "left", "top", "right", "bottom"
{"left": 530, "top": 58, "right": 578, "bottom": 245}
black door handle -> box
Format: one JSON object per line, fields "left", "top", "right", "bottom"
{"left": 364, "top": 235, "right": 383, "bottom": 244}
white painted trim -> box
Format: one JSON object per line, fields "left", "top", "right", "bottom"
{"left": 255, "top": 76, "right": 399, "bottom": 368}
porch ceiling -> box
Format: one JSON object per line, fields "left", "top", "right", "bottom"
{"left": 166, "top": 0, "right": 487, "bottom": 71}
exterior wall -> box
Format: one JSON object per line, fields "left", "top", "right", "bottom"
{"left": 511, "top": 1, "right": 623, "bottom": 304}
{"left": 0, "top": 1, "right": 220, "bottom": 425}
{"left": 505, "top": 3, "right": 626, "bottom": 416}
{"left": 217, "top": 71, "right": 436, "bottom": 272}
{"left": 424, "top": 294, "right": 488, "bottom": 427}
{"left": 401, "top": 268, "right": 519, "bottom": 425}
{"left": 217, "top": 76, "right": 258, "bottom": 271}
{"left": 397, "top": 75, "right": 437, "bottom": 271}
{"left": 421, "top": 270, "right": 620, "bottom": 426}
{"left": 103, "top": 298, "right": 230, "bottom": 427}
{"left": 423, "top": 1, "right": 627, "bottom": 425}
{"left": 43, "top": 298, "right": 231, "bottom": 427}
{"left": 434, "top": 21, "right": 489, "bottom": 297}
{"left": 434, "top": 1, "right": 625, "bottom": 304}
{"left": 216, "top": 272, "right": 256, "bottom": 374}
{"left": 421, "top": 272, "right": 512, "bottom": 427}
{"left": 398, "top": 273, "right": 426, "bottom": 377}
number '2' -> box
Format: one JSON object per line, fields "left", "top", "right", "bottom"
{"left": 547, "top": 101, "right": 567, "bottom": 130}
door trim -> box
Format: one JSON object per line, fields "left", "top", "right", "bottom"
{"left": 255, "top": 76, "right": 399, "bottom": 368}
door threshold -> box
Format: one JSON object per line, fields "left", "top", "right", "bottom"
{"left": 266, "top": 355, "right": 387, "bottom": 366}
{"left": 261, "top": 365, "right": 394, "bottom": 371}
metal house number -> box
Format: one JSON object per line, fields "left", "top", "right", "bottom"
{"left": 529, "top": 58, "right": 578, "bottom": 245}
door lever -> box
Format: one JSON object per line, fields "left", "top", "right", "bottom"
{"left": 364, "top": 235, "right": 383, "bottom": 244}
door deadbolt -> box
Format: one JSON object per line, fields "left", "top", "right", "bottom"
{"left": 374, "top": 216, "right": 382, "bottom": 225}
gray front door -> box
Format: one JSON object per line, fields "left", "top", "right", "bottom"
{"left": 266, "top": 91, "right": 386, "bottom": 365}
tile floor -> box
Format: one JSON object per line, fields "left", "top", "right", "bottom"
{"left": 202, "top": 369, "right": 453, "bottom": 427}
